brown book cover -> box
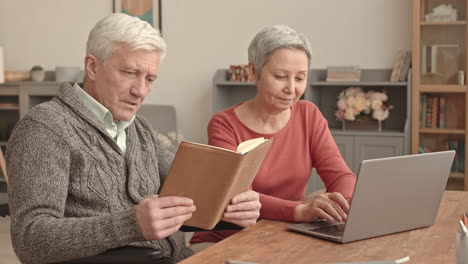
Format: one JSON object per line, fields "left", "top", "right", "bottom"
{"left": 159, "top": 138, "right": 273, "bottom": 230}
{"left": 399, "top": 51, "right": 411, "bottom": 82}
{"left": 390, "top": 50, "right": 406, "bottom": 82}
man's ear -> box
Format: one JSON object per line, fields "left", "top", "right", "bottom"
{"left": 248, "top": 62, "right": 257, "bottom": 82}
{"left": 84, "top": 54, "right": 98, "bottom": 81}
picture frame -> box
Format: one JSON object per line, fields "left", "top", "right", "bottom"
{"left": 113, "top": 0, "right": 162, "bottom": 34}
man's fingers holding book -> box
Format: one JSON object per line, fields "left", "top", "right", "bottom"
{"left": 135, "top": 195, "right": 196, "bottom": 240}
{"left": 148, "top": 195, "right": 195, "bottom": 207}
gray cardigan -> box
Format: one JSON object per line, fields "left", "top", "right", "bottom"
{"left": 6, "top": 82, "right": 192, "bottom": 264}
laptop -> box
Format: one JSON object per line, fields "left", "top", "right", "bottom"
{"left": 287, "top": 150, "right": 455, "bottom": 243}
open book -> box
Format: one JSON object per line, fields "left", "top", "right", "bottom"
{"left": 159, "top": 137, "right": 272, "bottom": 230}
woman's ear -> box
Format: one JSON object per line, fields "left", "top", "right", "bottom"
{"left": 84, "top": 54, "right": 98, "bottom": 81}
{"left": 248, "top": 63, "right": 257, "bottom": 82}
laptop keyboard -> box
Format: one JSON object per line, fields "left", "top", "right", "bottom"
{"left": 309, "top": 223, "right": 345, "bottom": 237}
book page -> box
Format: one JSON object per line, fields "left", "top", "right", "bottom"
{"left": 237, "top": 137, "right": 266, "bottom": 154}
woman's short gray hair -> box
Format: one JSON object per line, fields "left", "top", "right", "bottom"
{"left": 86, "top": 13, "right": 166, "bottom": 63}
{"left": 248, "top": 25, "right": 312, "bottom": 75}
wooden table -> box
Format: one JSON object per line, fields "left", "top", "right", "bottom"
{"left": 180, "top": 191, "right": 468, "bottom": 264}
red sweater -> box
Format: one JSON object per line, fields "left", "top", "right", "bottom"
{"left": 191, "top": 100, "right": 356, "bottom": 243}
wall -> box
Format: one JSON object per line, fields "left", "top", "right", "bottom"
{"left": 0, "top": 0, "right": 412, "bottom": 143}
{"left": 0, "top": 0, "right": 111, "bottom": 70}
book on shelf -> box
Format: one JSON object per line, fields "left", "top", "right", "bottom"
{"left": 460, "top": 140, "right": 465, "bottom": 172}
{"left": 390, "top": 50, "right": 406, "bottom": 82}
{"left": 425, "top": 96, "right": 431, "bottom": 128}
{"left": 448, "top": 139, "right": 465, "bottom": 173}
{"left": 430, "top": 96, "right": 439, "bottom": 129}
{"left": 421, "top": 45, "right": 436, "bottom": 75}
{"left": 159, "top": 137, "right": 273, "bottom": 230}
{"left": 326, "top": 65, "right": 361, "bottom": 82}
{"left": 420, "top": 95, "right": 447, "bottom": 129}
{"left": 425, "top": 96, "right": 434, "bottom": 128}
{"left": 420, "top": 94, "right": 427, "bottom": 128}
{"left": 439, "top": 96, "right": 446, "bottom": 128}
{"left": 399, "top": 51, "right": 411, "bottom": 82}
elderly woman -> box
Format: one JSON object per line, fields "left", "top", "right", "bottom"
{"left": 191, "top": 25, "right": 356, "bottom": 245}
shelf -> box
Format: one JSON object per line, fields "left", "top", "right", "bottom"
{"left": 215, "top": 81, "right": 255, "bottom": 86}
{"left": 310, "top": 81, "right": 408, "bottom": 87}
{"left": 419, "top": 85, "right": 467, "bottom": 93}
{"left": 0, "top": 103, "right": 19, "bottom": 110}
{"left": 446, "top": 174, "right": 464, "bottom": 191}
{"left": 218, "top": 81, "right": 410, "bottom": 87}
{"left": 0, "top": 106, "right": 19, "bottom": 110}
{"left": 0, "top": 142, "right": 6, "bottom": 147}
{"left": 419, "top": 128, "right": 465, "bottom": 134}
{"left": 331, "top": 129, "right": 405, "bottom": 137}
{"left": 450, "top": 172, "right": 465, "bottom": 179}
{"left": 0, "top": 81, "right": 61, "bottom": 86}
{"left": 421, "top": 21, "right": 467, "bottom": 26}
{"left": 413, "top": 0, "right": 468, "bottom": 191}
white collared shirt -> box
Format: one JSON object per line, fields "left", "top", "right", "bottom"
{"left": 73, "top": 83, "right": 135, "bottom": 154}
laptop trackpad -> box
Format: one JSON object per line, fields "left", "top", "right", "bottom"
{"left": 308, "top": 220, "right": 342, "bottom": 229}
{"left": 305, "top": 220, "right": 345, "bottom": 237}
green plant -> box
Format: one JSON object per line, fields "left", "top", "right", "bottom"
{"left": 30, "top": 65, "right": 44, "bottom": 71}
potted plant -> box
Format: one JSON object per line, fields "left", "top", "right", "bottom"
{"left": 30, "top": 65, "right": 45, "bottom": 82}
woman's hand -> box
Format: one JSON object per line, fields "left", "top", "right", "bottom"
{"left": 294, "top": 192, "right": 350, "bottom": 222}
{"left": 222, "top": 190, "right": 261, "bottom": 228}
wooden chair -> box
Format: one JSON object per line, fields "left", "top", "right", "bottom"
{"left": 0, "top": 147, "right": 8, "bottom": 217}
{"left": 0, "top": 147, "right": 7, "bottom": 183}
{"left": 137, "top": 104, "right": 178, "bottom": 135}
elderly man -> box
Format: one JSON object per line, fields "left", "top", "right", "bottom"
{"left": 6, "top": 13, "right": 260, "bottom": 264}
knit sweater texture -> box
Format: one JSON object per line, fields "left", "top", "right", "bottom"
{"left": 6, "top": 82, "right": 192, "bottom": 264}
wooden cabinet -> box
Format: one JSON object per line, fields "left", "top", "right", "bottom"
{"left": 213, "top": 68, "right": 411, "bottom": 192}
{"left": 0, "top": 82, "right": 60, "bottom": 181}
{"left": 335, "top": 132, "right": 405, "bottom": 172}
{"left": 309, "top": 132, "right": 405, "bottom": 191}
{"left": 412, "top": 0, "right": 468, "bottom": 190}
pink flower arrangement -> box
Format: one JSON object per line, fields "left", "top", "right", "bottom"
{"left": 335, "top": 87, "right": 392, "bottom": 121}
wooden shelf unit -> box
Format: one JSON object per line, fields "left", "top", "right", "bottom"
{"left": 421, "top": 21, "right": 467, "bottom": 26}
{"left": 0, "top": 82, "right": 60, "bottom": 148}
{"left": 214, "top": 68, "right": 411, "bottom": 192}
{"left": 412, "top": 0, "right": 468, "bottom": 190}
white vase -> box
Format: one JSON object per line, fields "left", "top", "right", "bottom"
{"left": 30, "top": 70, "right": 45, "bottom": 82}
{"left": 55, "top": 66, "right": 82, "bottom": 82}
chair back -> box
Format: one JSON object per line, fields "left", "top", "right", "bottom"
{"left": 0, "top": 148, "right": 7, "bottom": 183}
{"left": 137, "top": 104, "right": 178, "bottom": 135}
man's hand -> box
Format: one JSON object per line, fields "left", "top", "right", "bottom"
{"left": 136, "top": 195, "right": 196, "bottom": 240}
{"left": 294, "top": 192, "right": 350, "bottom": 223}
{"left": 222, "top": 190, "right": 261, "bottom": 228}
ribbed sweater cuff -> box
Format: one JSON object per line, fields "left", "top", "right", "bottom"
{"left": 107, "top": 207, "right": 144, "bottom": 245}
